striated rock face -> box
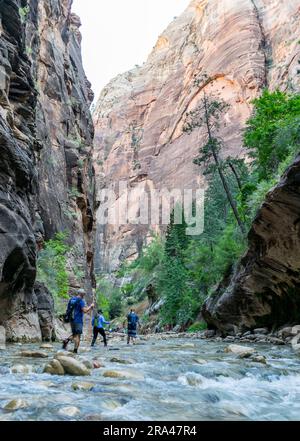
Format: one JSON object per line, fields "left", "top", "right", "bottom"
{"left": 93, "top": 0, "right": 300, "bottom": 273}
{"left": 0, "top": 0, "right": 95, "bottom": 341}
{"left": 203, "top": 155, "right": 300, "bottom": 332}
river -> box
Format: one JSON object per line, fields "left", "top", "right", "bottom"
{"left": 0, "top": 337, "right": 299, "bottom": 421}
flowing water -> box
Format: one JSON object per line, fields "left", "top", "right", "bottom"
{"left": 0, "top": 337, "right": 299, "bottom": 421}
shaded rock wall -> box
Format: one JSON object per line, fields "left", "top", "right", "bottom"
{"left": 93, "top": 0, "right": 300, "bottom": 273}
{"left": 203, "top": 155, "right": 300, "bottom": 333}
{"left": 0, "top": 0, "right": 95, "bottom": 341}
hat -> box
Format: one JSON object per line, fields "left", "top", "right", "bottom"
{"left": 78, "top": 289, "right": 86, "bottom": 296}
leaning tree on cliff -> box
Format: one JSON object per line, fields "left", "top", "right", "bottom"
{"left": 183, "top": 88, "right": 246, "bottom": 235}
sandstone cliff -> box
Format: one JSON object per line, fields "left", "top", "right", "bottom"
{"left": 93, "top": 0, "right": 300, "bottom": 274}
{"left": 0, "top": 0, "right": 95, "bottom": 341}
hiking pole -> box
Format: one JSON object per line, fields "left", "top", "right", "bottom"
{"left": 89, "top": 288, "right": 96, "bottom": 340}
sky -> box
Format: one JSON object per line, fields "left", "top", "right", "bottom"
{"left": 72, "top": 0, "right": 190, "bottom": 101}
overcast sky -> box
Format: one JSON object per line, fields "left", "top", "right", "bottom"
{"left": 72, "top": 0, "right": 190, "bottom": 101}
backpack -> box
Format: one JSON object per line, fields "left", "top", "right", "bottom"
{"left": 64, "top": 297, "right": 81, "bottom": 323}
{"left": 128, "top": 313, "right": 138, "bottom": 327}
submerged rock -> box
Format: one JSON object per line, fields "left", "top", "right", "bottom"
{"left": 11, "top": 364, "right": 34, "bottom": 374}
{"left": 20, "top": 350, "right": 48, "bottom": 359}
{"left": 103, "top": 370, "right": 144, "bottom": 380}
{"left": 110, "top": 357, "right": 133, "bottom": 365}
{"left": 250, "top": 355, "right": 267, "bottom": 364}
{"left": 40, "top": 344, "right": 54, "bottom": 350}
{"left": 72, "top": 382, "right": 95, "bottom": 391}
{"left": 4, "top": 399, "right": 28, "bottom": 411}
{"left": 193, "top": 358, "right": 208, "bottom": 365}
{"left": 224, "top": 344, "right": 255, "bottom": 358}
{"left": 58, "top": 406, "right": 80, "bottom": 418}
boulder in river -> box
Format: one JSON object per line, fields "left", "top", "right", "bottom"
{"left": 4, "top": 399, "right": 28, "bottom": 411}
{"left": 103, "top": 369, "right": 144, "bottom": 380}
{"left": 43, "top": 359, "right": 65, "bottom": 375}
{"left": 224, "top": 344, "right": 255, "bottom": 358}
{"left": 250, "top": 355, "right": 267, "bottom": 364}
{"left": 109, "top": 357, "right": 133, "bottom": 365}
{"left": 20, "top": 350, "right": 48, "bottom": 358}
{"left": 56, "top": 356, "right": 91, "bottom": 376}
{"left": 72, "top": 382, "right": 95, "bottom": 391}
{"left": 58, "top": 406, "right": 80, "bottom": 418}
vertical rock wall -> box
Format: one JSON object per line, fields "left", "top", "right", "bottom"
{"left": 0, "top": 0, "right": 95, "bottom": 341}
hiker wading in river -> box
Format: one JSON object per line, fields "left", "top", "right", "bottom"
{"left": 127, "top": 309, "right": 139, "bottom": 345}
{"left": 62, "top": 289, "right": 94, "bottom": 354}
{"left": 91, "top": 309, "right": 110, "bottom": 347}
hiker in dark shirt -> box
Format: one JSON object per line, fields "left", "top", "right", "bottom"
{"left": 127, "top": 309, "right": 139, "bottom": 345}
{"left": 62, "top": 289, "right": 94, "bottom": 354}
{"left": 91, "top": 309, "right": 110, "bottom": 347}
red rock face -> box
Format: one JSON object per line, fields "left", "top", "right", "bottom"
{"left": 93, "top": 0, "right": 300, "bottom": 273}
{"left": 0, "top": 0, "right": 95, "bottom": 341}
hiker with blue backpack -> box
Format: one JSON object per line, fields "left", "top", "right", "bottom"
{"left": 62, "top": 289, "right": 95, "bottom": 354}
{"left": 91, "top": 309, "right": 110, "bottom": 347}
{"left": 127, "top": 309, "right": 139, "bottom": 345}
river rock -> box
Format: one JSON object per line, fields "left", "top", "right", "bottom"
{"left": 253, "top": 328, "right": 268, "bottom": 335}
{"left": 225, "top": 344, "right": 255, "bottom": 358}
{"left": 291, "top": 325, "right": 300, "bottom": 336}
{"left": 0, "top": 326, "right": 6, "bottom": 350}
{"left": 179, "top": 373, "right": 203, "bottom": 387}
{"left": 40, "top": 344, "right": 54, "bottom": 350}
{"left": 278, "top": 327, "right": 293, "bottom": 338}
{"left": 193, "top": 358, "right": 207, "bottom": 365}
{"left": 43, "top": 359, "right": 65, "bottom": 376}
{"left": 55, "top": 351, "right": 75, "bottom": 359}
{"left": 56, "top": 356, "right": 91, "bottom": 376}
{"left": 110, "top": 357, "right": 133, "bottom": 365}
{"left": 20, "top": 350, "right": 48, "bottom": 358}
{"left": 78, "top": 357, "right": 93, "bottom": 370}
{"left": 250, "top": 355, "right": 267, "bottom": 364}
{"left": 4, "top": 399, "right": 28, "bottom": 411}
{"left": 58, "top": 406, "right": 80, "bottom": 418}
{"left": 72, "top": 382, "right": 95, "bottom": 391}
{"left": 103, "top": 370, "right": 144, "bottom": 380}
{"left": 267, "top": 337, "right": 285, "bottom": 345}
{"left": 11, "top": 364, "right": 34, "bottom": 374}
{"left": 93, "top": 360, "right": 103, "bottom": 369}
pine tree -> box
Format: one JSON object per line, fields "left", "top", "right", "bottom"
{"left": 183, "top": 90, "right": 246, "bottom": 235}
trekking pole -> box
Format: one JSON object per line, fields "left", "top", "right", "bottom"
{"left": 89, "top": 288, "right": 96, "bottom": 340}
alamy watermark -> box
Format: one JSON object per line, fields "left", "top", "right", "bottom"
{"left": 97, "top": 181, "right": 205, "bottom": 236}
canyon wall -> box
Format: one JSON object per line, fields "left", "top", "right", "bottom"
{"left": 203, "top": 154, "right": 300, "bottom": 332}
{"left": 93, "top": 0, "right": 300, "bottom": 274}
{"left": 0, "top": 0, "right": 95, "bottom": 341}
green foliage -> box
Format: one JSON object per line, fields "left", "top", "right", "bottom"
{"left": 19, "top": 5, "right": 30, "bottom": 23}
{"left": 187, "top": 322, "right": 207, "bottom": 333}
{"left": 37, "top": 232, "right": 70, "bottom": 312}
{"left": 244, "top": 89, "right": 300, "bottom": 180}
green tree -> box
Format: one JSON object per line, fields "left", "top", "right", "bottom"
{"left": 183, "top": 92, "right": 246, "bottom": 234}
{"left": 37, "top": 232, "right": 70, "bottom": 311}
{"left": 244, "top": 89, "right": 300, "bottom": 180}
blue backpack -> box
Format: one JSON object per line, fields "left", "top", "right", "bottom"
{"left": 64, "top": 297, "right": 81, "bottom": 323}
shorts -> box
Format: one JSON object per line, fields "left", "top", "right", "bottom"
{"left": 71, "top": 322, "right": 83, "bottom": 335}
